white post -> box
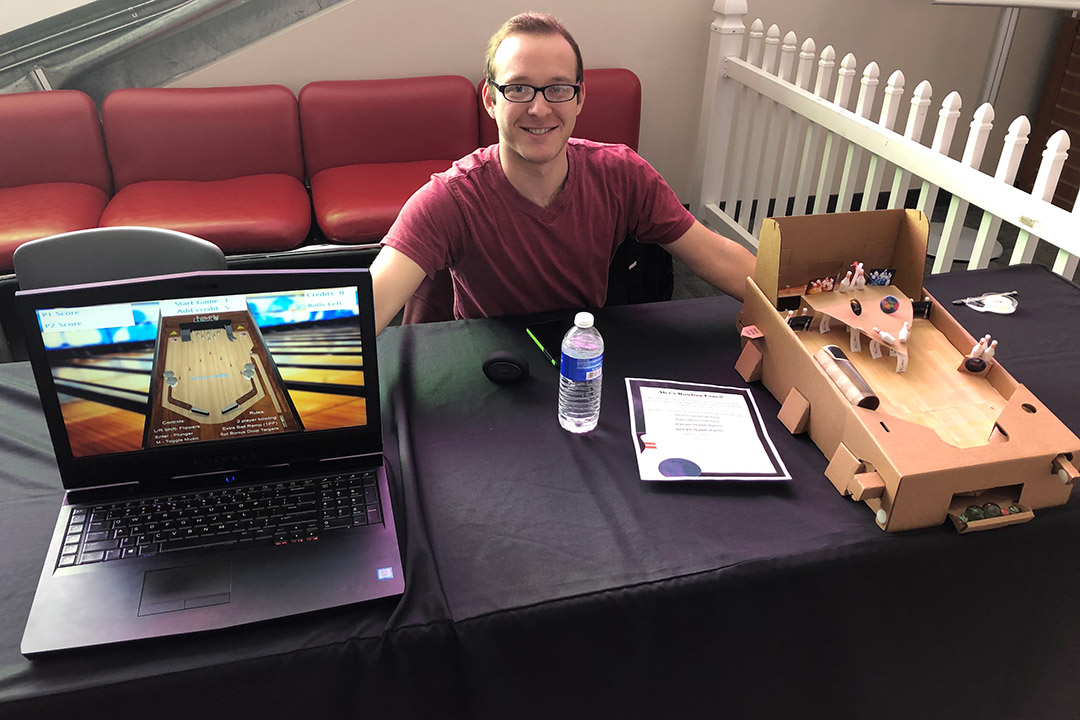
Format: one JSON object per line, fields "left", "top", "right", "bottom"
{"left": 1012, "top": 129, "right": 1069, "bottom": 265}
{"left": 1054, "top": 184, "right": 1080, "bottom": 279}
{"left": 887, "top": 80, "right": 933, "bottom": 209}
{"left": 693, "top": 0, "right": 749, "bottom": 218}
{"left": 836, "top": 61, "right": 880, "bottom": 212}
{"left": 812, "top": 52, "right": 858, "bottom": 214}
{"left": 793, "top": 44, "right": 835, "bottom": 215}
{"left": 776, "top": 30, "right": 798, "bottom": 82}
{"left": 740, "top": 23, "right": 781, "bottom": 231}
{"left": 774, "top": 37, "right": 816, "bottom": 217}
{"left": 969, "top": 115, "right": 1029, "bottom": 270}
{"left": 861, "top": 69, "right": 905, "bottom": 211}
{"left": 916, "top": 90, "right": 962, "bottom": 228}
{"left": 721, "top": 18, "right": 765, "bottom": 226}
{"left": 753, "top": 30, "right": 799, "bottom": 235}
{"left": 931, "top": 102, "right": 995, "bottom": 273}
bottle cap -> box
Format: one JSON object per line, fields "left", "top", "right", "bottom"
{"left": 574, "top": 312, "right": 594, "bottom": 328}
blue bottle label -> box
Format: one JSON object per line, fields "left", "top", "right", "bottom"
{"left": 560, "top": 353, "right": 603, "bottom": 382}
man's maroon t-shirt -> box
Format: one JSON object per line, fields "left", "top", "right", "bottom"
{"left": 383, "top": 138, "right": 695, "bottom": 319}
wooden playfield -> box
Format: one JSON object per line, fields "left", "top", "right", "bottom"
{"left": 145, "top": 310, "right": 302, "bottom": 447}
{"left": 796, "top": 310, "right": 1003, "bottom": 450}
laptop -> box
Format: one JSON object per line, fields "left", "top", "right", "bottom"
{"left": 15, "top": 268, "right": 404, "bottom": 656}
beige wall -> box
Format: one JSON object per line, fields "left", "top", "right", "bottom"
{"left": 173, "top": 0, "right": 1064, "bottom": 200}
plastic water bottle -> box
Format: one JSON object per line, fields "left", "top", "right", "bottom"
{"left": 558, "top": 312, "right": 604, "bottom": 433}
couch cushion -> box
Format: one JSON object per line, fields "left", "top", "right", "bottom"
{"left": 0, "top": 182, "right": 110, "bottom": 270}
{"left": 310, "top": 160, "right": 452, "bottom": 242}
{"left": 299, "top": 76, "right": 478, "bottom": 180}
{"left": 99, "top": 174, "right": 310, "bottom": 253}
{"left": 0, "top": 90, "right": 112, "bottom": 193}
{"left": 102, "top": 85, "right": 305, "bottom": 189}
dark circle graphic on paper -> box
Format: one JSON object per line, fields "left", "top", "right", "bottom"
{"left": 659, "top": 458, "right": 703, "bottom": 477}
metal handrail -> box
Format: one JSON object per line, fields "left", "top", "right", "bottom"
{"left": 0, "top": 1, "right": 189, "bottom": 64}
{"left": 0, "top": 0, "right": 222, "bottom": 79}
{"left": 0, "top": 1, "right": 197, "bottom": 75}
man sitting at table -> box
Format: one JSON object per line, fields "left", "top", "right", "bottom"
{"left": 370, "top": 12, "right": 755, "bottom": 334}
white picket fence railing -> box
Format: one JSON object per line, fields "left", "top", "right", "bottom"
{"left": 693, "top": 0, "right": 1080, "bottom": 280}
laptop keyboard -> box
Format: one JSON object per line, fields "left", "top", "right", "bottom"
{"left": 57, "top": 470, "right": 382, "bottom": 568}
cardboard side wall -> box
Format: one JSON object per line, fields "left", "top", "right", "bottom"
{"left": 755, "top": 209, "right": 928, "bottom": 308}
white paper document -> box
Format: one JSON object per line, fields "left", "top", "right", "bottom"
{"left": 625, "top": 378, "right": 791, "bottom": 482}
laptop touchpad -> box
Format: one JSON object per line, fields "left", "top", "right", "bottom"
{"left": 139, "top": 562, "right": 233, "bottom": 616}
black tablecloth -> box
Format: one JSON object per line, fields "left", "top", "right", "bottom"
{"left": 2, "top": 265, "right": 1079, "bottom": 719}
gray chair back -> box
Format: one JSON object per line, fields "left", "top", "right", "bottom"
{"left": 13, "top": 226, "right": 227, "bottom": 290}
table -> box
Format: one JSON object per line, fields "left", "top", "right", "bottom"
{"left": 1, "top": 265, "right": 1079, "bottom": 720}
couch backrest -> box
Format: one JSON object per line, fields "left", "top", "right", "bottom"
{"left": 478, "top": 68, "right": 642, "bottom": 150}
{"left": 102, "top": 85, "right": 305, "bottom": 189}
{"left": 298, "top": 75, "right": 479, "bottom": 179}
{"left": 0, "top": 89, "right": 112, "bottom": 193}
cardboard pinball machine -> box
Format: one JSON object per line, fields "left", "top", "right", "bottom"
{"left": 735, "top": 209, "right": 1080, "bottom": 533}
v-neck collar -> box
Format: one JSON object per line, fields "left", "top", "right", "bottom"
{"left": 493, "top": 143, "right": 577, "bottom": 224}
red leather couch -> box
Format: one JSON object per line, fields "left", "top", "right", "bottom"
{"left": 299, "top": 75, "right": 479, "bottom": 243}
{"left": 98, "top": 85, "right": 311, "bottom": 253}
{"left": 0, "top": 89, "right": 112, "bottom": 270}
{"left": 0, "top": 70, "right": 642, "bottom": 286}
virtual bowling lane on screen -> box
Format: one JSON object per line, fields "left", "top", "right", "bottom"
{"left": 145, "top": 310, "right": 302, "bottom": 447}
{"left": 49, "top": 313, "right": 366, "bottom": 457}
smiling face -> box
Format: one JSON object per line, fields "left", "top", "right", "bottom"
{"left": 483, "top": 32, "right": 585, "bottom": 174}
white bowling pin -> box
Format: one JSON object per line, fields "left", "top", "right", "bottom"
{"left": 873, "top": 326, "right": 896, "bottom": 344}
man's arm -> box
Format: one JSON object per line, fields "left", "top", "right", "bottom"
{"left": 370, "top": 245, "right": 428, "bottom": 334}
{"left": 663, "top": 220, "right": 756, "bottom": 302}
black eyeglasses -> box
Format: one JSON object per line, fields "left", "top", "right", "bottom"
{"left": 490, "top": 82, "right": 581, "bottom": 104}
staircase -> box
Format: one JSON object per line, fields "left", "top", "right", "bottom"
{"left": 0, "top": 0, "right": 350, "bottom": 102}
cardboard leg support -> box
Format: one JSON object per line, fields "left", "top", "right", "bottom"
{"left": 778, "top": 387, "right": 810, "bottom": 434}
{"left": 850, "top": 471, "right": 886, "bottom": 501}
{"left": 824, "top": 443, "right": 863, "bottom": 496}
{"left": 735, "top": 340, "right": 763, "bottom": 383}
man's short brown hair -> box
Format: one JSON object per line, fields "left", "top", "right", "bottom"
{"left": 484, "top": 13, "right": 584, "bottom": 85}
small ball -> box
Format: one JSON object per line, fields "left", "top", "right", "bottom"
{"left": 879, "top": 295, "right": 900, "bottom": 314}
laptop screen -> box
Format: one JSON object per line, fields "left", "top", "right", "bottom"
{"left": 17, "top": 269, "right": 381, "bottom": 489}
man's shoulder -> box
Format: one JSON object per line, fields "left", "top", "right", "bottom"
{"left": 567, "top": 136, "right": 638, "bottom": 160}
{"left": 567, "top": 137, "right": 659, "bottom": 190}
{"left": 402, "top": 144, "right": 502, "bottom": 219}
{"left": 567, "top": 137, "right": 652, "bottom": 178}
{"left": 438, "top": 144, "right": 500, "bottom": 183}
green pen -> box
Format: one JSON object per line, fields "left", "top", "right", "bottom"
{"left": 526, "top": 328, "right": 558, "bottom": 367}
